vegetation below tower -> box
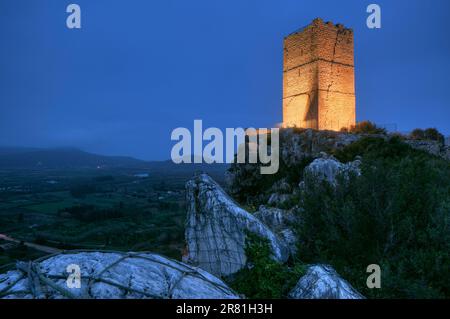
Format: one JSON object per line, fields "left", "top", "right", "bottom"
{"left": 226, "top": 129, "right": 450, "bottom": 299}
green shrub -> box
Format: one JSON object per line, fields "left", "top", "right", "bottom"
{"left": 410, "top": 128, "right": 445, "bottom": 144}
{"left": 60, "top": 204, "right": 142, "bottom": 222}
{"left": 342, "top": 121, "right": 387, "bottom": 135}
{"left": 227, "top": 156, "right": 313, "bottom": 206}
{"left": 424, "top": 128, "right": 445, "bottom": 144}
{"left": 410, "top": 128, "right": 425, "bottom": 140}
{"left": 69, "top": 184, "right": 97, "bottom": 198}
{"left": 333, "top": 136, "right": 414, "bottom": 163}
{"left": 229, "top": 234, "right": 306, "bottom": 298}
{"left": 298, "top": 138, "right": 450, "bottom": 298}
{"left": 93, "top": 175, "right": 115, "bottom": 182}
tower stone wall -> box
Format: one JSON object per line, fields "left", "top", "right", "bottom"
{"left": 282, "top": 18, "right": 356, "bottom": 131}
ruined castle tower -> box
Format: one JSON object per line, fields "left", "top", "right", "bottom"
{"left": 282, "top": 18, "right": 356, "bottom": 131}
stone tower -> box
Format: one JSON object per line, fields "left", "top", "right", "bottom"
{"left": 282, "top": 18, "right": 356, "bottom": 131}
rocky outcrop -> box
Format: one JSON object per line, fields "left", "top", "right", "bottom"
{"left": 0, "top": 251, "right": 239, "bottom": 299}
{"left": 405, "top": 139, "right": 450, "bottom": 161}
{"left": 254, "top": 206, "right": 297, "bottom": 230}
{"left": 289, "top": 264, "right": 364, "bottom": 299}
{"left": 279, "top": 128, "right": 361, "bottom": 166}
{"left": 267, "top": 193, "right": 292, "bottom": 206}
{"left": 266, "top": 178, "right": 295, "bottom": 207}
{"left": 302, "top": 153, "right": 361, "bottom": 186}
{"left": 254, "top": 205, "right": 299, "bottom": 256}
{"left": 183, "top": 173, "right": 289, "bottom": 277}
{"left": 227, "top": 130, "right": 448, "bottom": 205}
{"left": 226, "top": 129, "right": 362, "bottom": 204}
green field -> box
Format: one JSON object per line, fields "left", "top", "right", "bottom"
{"left": 0, "top": 166, "right": 227, "bottom": 270}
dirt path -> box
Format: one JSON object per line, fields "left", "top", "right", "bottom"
{"left": 0, "top": 234, "right": 62, "bottom": 254}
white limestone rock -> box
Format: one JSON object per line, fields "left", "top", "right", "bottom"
{"left": 267, "top": 193, "right": 292, "bottom": 206}
{"left": 254, "top": 205, "right": 299, "bottom": 256}
{"left": 0, "top": 252, "right": 239, "bottom": 299}
{"left": 289, "top": 264, "right": 364, "bottom": 299}
{"left": 405, "top": 139, "right": 450, "bottom": 160}
{"left": 254, "top": 205, "right": 297, "bottom": 230}
{"left": 279, "top": 129, "right": 361, "bottom": 167}
{"left": 302, "top": 153, "right": 361, "bottom": 187}
{"left": 183, "top": 173, "right": 289, "bottom": 277}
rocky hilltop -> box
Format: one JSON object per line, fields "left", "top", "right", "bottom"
{"left": 183, "top": 173, "right": 289, "bottom": 277}
{"left": 228, "top": 128, "right": 449, "bottom": 206}
{"left": 223, "top": 128, "right": 449, "bottom": 299}
{"left": 1, "top": 127, "right": 449, "bottom": 299}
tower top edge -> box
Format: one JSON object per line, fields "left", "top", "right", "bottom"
{"left": 284, "top": 18, "right": 353, "bottom": 39}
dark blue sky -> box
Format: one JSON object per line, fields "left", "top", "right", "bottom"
{"left": 1, "top": 0, "right": 449, "bottom": 160}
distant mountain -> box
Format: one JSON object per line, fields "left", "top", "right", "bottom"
{"left": 144, "top": 159, "right": 229, "bottom": 176}
{"left": 0, "top": 146, "right": 41, "bottom": 156}
{"left": 0, "top": 147, "right": 146, "bottom": 169}
{"left": 0, "top": 147, "right": 230, "bottom": 177}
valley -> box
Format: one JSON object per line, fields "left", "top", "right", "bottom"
{"left": 0, "top": 162, "right": 227, "bottom": 272}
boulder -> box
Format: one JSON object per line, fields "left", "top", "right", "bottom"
{"left": 279, "top": 129, "right": 360, "bottom": 167}
{"left": 254, "top": 205, "right": 297, "bottom": 230}
{"left": 405, "top": 139, "right": 442, "bottom": 157}
{"left": 444, "top": 146, "right": 450, "bottom": 161}
{"left": 405, "top": 139, "right": 450, "bottom": 161}
{"left": 267, "top": 178, "right": 294, "bottom": 207}
{"left": 289, "top": 264, "right": 364, "bottom": 299}
{"left": 183, "top": 173, "right": 289, "bottom": 277}
{"left": 0, "top": 251, "right": 239, "bottom": 299}
{"left": 267, "top": 193, "right": 292, "bottom": 206}
{"left": 254, "top": 205, "right": 299, "bottom": 256}
{"left": 302, "top": 153, "right": 361, "bottom": 186}
{"left": 269, "top": 178, "right": 292, "bottom": 194}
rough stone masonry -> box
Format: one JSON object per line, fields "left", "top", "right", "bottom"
{"left": 283, "top": 18, "right": 356, "bottom": 131}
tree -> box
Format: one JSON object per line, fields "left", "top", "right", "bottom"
{"left": 345, "top": 121, "right": 387, "bottom": 134}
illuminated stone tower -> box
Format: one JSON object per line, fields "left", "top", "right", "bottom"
{"left": 282, "top": 18, "right": 356, "bottom": 131}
